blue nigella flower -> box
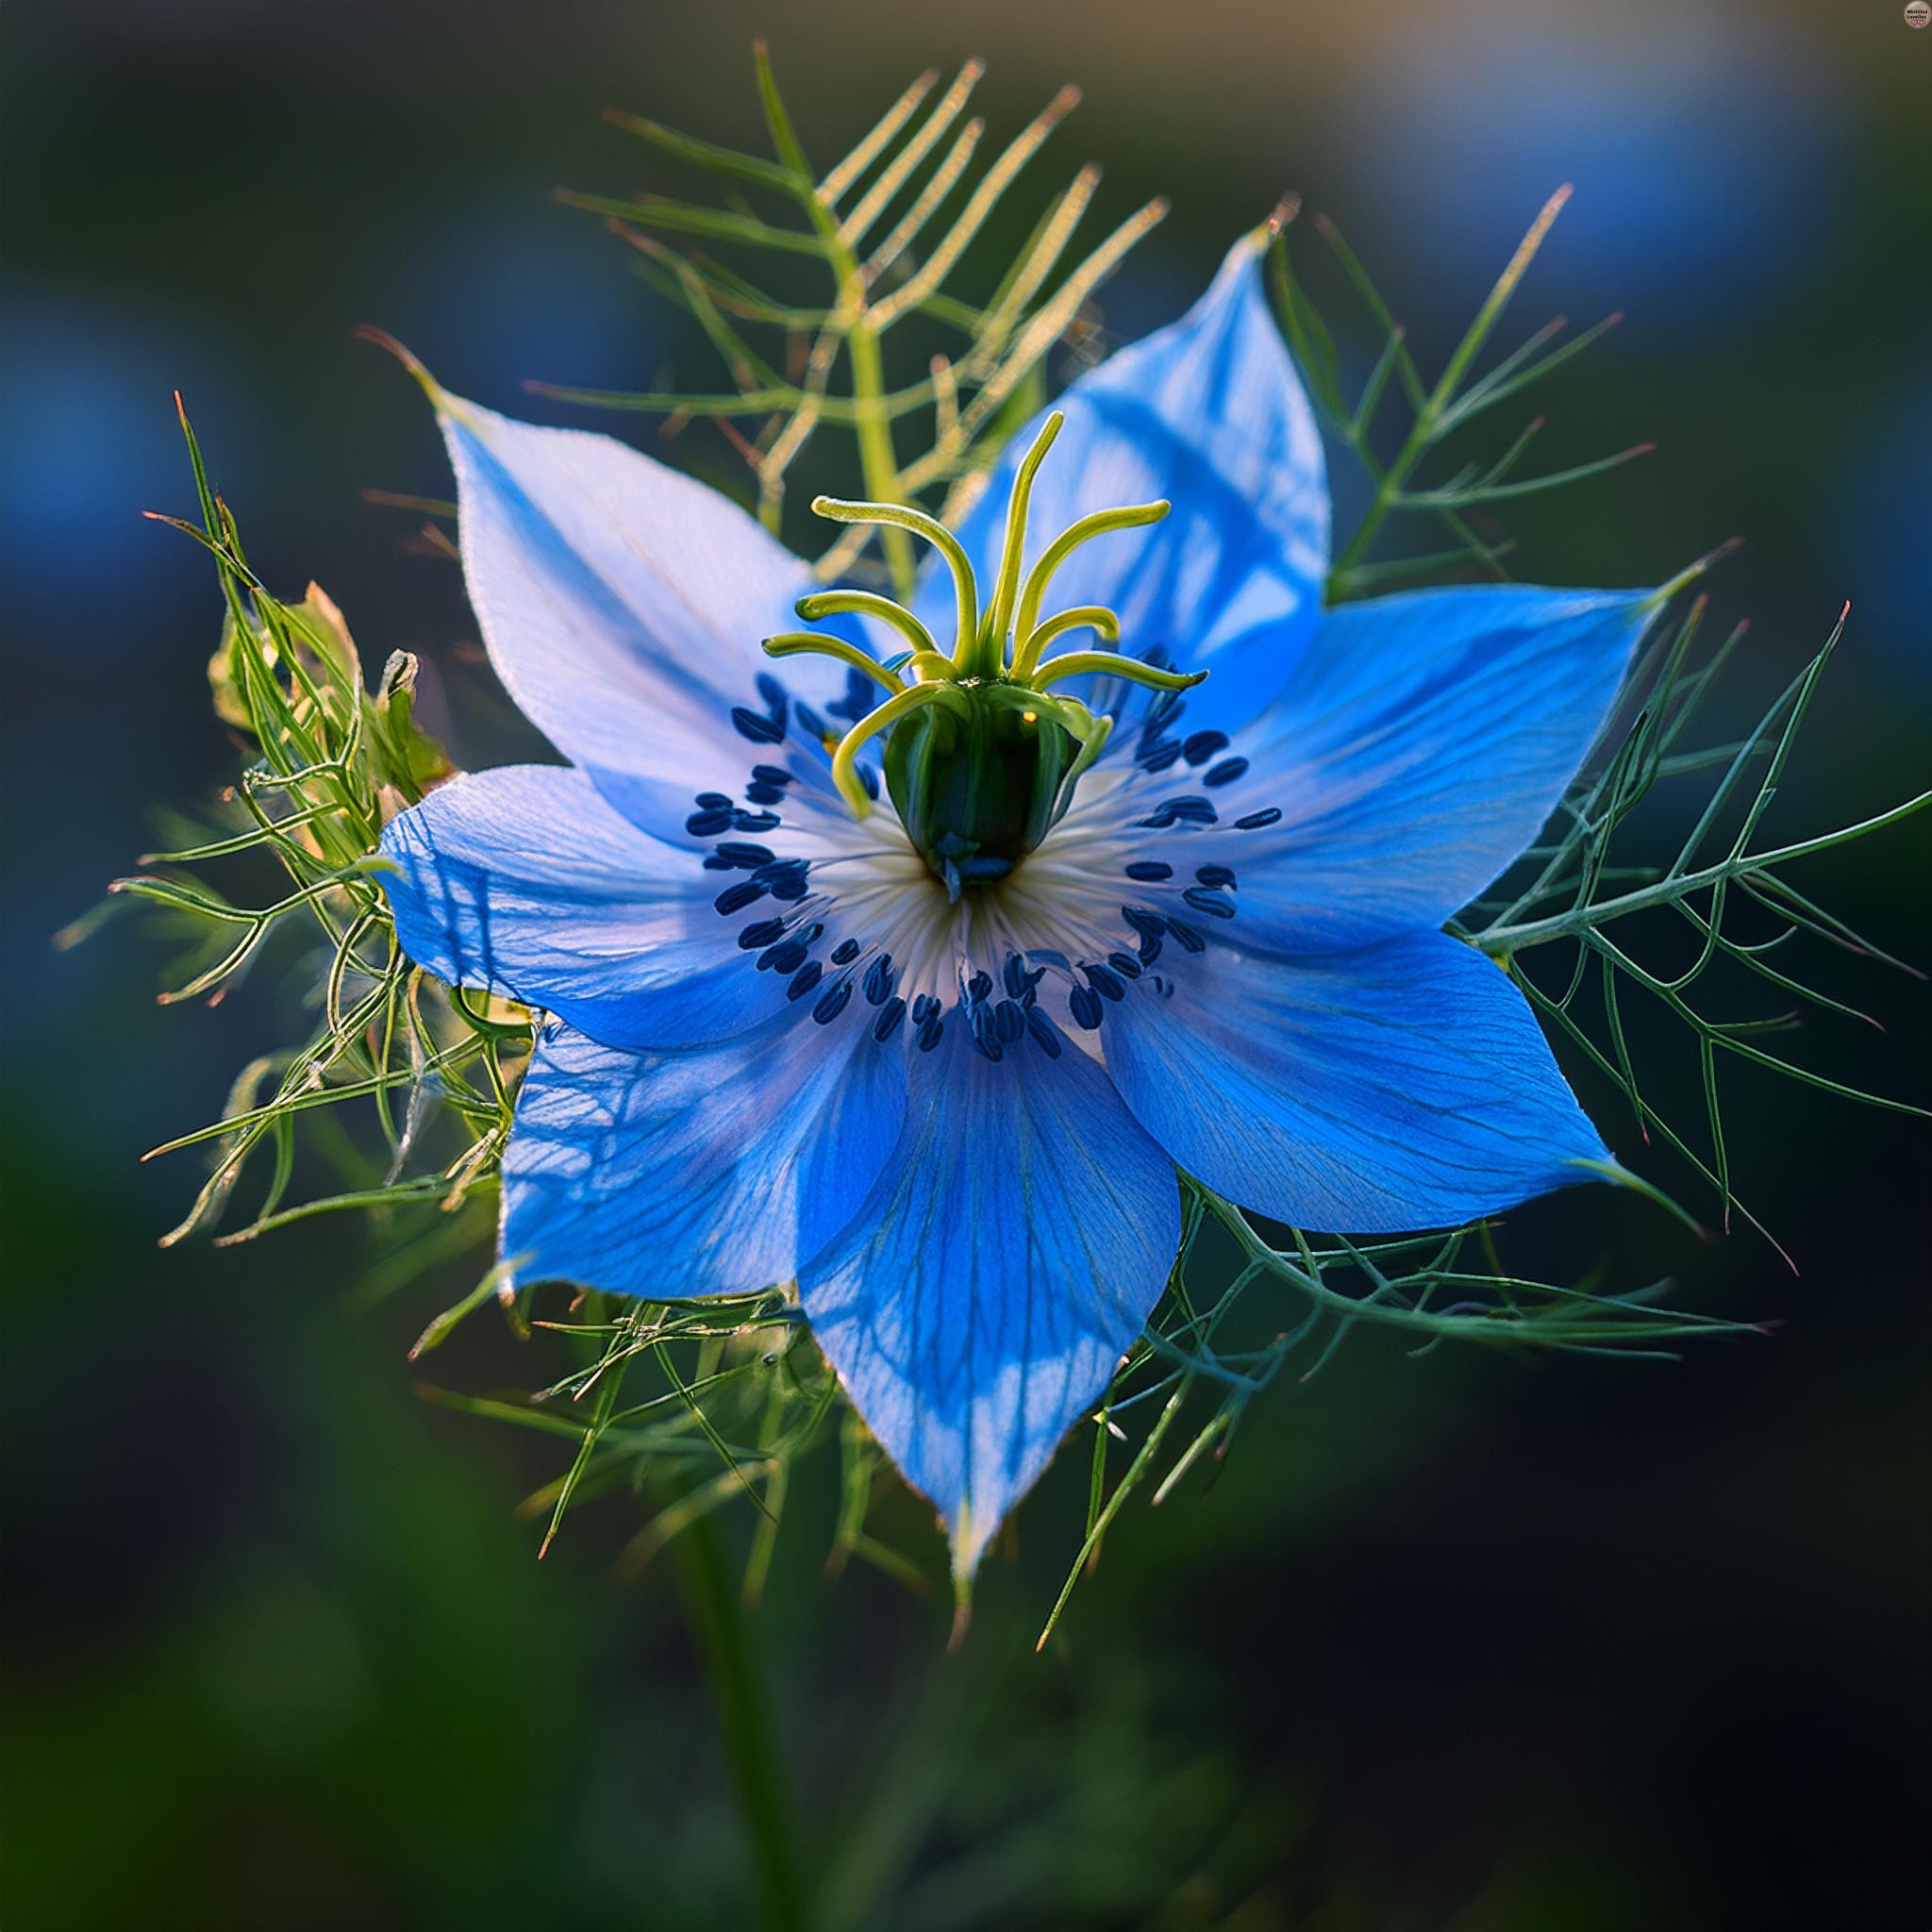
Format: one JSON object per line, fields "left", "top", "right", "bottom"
{"left": 378, "top": 230, "right": 1660, "bottom": 1573}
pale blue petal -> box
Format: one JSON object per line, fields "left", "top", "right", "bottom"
{"left": 914, "top": 234, "right": 1328, "bottom": 735}
{"left": 798, "top": 1023, "right": 1180, "bottom": 1574}
{"left": 503, "top": 1014, "right": 907, "bottom": 1297}
{"left": 379, "top": 765, "right": 795, "bottom": 1049}
{"left": 1103, "top": 929, "right": 1610, "bottom": 1233}
{"left": 1124, "top": 584, "right": 1657, "bottom": 953}
{"left": 439, "top": 393, "right": 871, "bottom": 838}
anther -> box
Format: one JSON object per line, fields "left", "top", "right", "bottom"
{"left": 1181, "top": 887, "right": 1237, "bottom": 920}
{"left": 730, "top": 707, "right": 785, "bottom": 745}
{"left": 811, "top": 980, "right": 853, "bottom": 1024}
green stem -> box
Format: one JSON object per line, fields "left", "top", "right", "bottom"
{"left": 753, "top": 45, "right": 914, "bottom": 597}
{"left": 674, "top": 1512, "right": 811, "bottom": 1932}
{"left": 843, "top": 323, "right": 915, "bottom": 599}
{"left": 1474, "top": 792, "right": 1932, "bottom": 955}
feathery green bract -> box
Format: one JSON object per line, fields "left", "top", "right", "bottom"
{"left": 114, "top": 71, "right": 1925, "bottom": 1633}
{"left": 541, "top": 49, "right": 1167, "bottom": 599}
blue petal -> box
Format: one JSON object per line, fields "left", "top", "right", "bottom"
{"left": 379, "top": 765, "right": 796, "bottom": 1049}
{"left": 1131, "top": 584, "right": 1657, "bottom": 953}
{"left": 915, "top": 234, "right": 1328, "bottom": 735}
{"left": 797, "top": 1022, "right": 1180, "bottom": 1574}
{"left": 503, "top": 1014, "right": 907, "bottom": 1297}
{"left": 437, "top": 392, "right": 869, "bottom": 839}
{"left": 1103, "top": 929, "right": 1610, "bottom": 1233}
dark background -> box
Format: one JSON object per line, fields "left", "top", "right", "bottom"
{"left": 4, "top": 3, "right": 1927, "bottom": 1926}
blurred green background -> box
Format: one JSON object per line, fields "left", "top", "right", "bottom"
{"left": 4, "top": 2, "right": 1928, "bottom": 1926}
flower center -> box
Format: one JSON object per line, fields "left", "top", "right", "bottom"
{"left": 761, "top": 411, "right": 1207, "bottom": 899}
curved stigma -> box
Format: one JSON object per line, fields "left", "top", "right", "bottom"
{"left": 758, "top": 438, "right": 1201, "bottom": 832}
{"left": 829, "top": 680, "right": 970, "bottom": 818}
{"left": 811, "top": 495, "right": 979, "bottom": 649}
{"left": 979, "top": 411, "right": 1065, "bottom": 675}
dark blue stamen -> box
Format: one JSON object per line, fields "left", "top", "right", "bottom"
{"left": 838, "top": 667, "right": 878, "bottom": 724}
{"left": 794, "top": 702, "right": 830, "bottom": 744}
{"left": 863, "top": 955, "right": 897, "bottom": 1005}
{"left": 787, "top": 960, "right": 824, "bottom": 1001}
{"left": 1068, "top": 985, "right": 1105, "bottom": 1030}
{"left": 1108, "top": 951, "right": 1143, "bottom": 980}
{"left": 1124, "top": 859, "right": 1174, "bottom": 882}
{"left": 713, "top": 880, "right": 766, "bottom": 916}
{"left": 1002, "top": 952, "right": 1043, "bottom": 1001}
{"left": 694, "top": 791, "right": 733, "bottom": 810}
{"left": 686, "top": 808, "right": 735, "bottom": 837}
{"left": 1167, "top": 918, "right": 1207, "bottom": 953}
{"left": 872, "top": 994, "right": 907, "bottom": 1041}
{"left": 992, "top": 999, "right": 1027, "bottom": 1044}
{"left": 966, "top": 970, "right": 993, "bottom": 1004}
{"left": 739, "top": 918, "right": 786, "bottom": 951}
{"left": 1203, "top": 757, "right": 1248, "bottom": 788}
{"left": 1182, "top": 886, "right": 1238, "bottom": 920}
{"left": 1235, "top": 807, "right": 1282, "bottom": 830}
{"left": 1183, "top": 729, "right": 1229, "bottom": 766}
{"left": 830, "top": 938, "right": 861, "bottom": 965}
{"left": 1195, "top": 864, "right": 1236, "bottom": 888}
{"left": 811, "top": 979, "right": 852, "bottom": 1024}
{"left": 855, "top": 762, "right": 879, "bottom": 802}
{"left": 732, "top": 808, "right": 782, "bottom": 833}
{"left": 730, "top": 706, "right": 785, "bottom": 745}
{"left": 714, "top": 841, "right": 774, "bottom": 870}
{"left": 758, "top": 939, "right": 808, "bottom": 974}
{"left": 751, "top": 764, "right": 792, "bottom": 789}
{"left": 1138, "top": 795, "right": 1218, "bottom": 829}
{"left": 1137, "top": 740, "right": 1183, "bottom": 774}
{"left": 1025, "top": 1008, "right": 1063, "bottom": 1059}
{"left": 754, "top": 855, "right": 811, "bottom": 901}
{"left": 1082, "top": 962, "right": 1127, "bottom": 1002}
{"left": 756, "top": 672, "right": 789, "bottom": 720}
{"left": 743, "top": 782, "right": 789, "bottom": 804}
{"left": 917, "top": 1014, "right": 945, "bottom": 1052}
{"left": 911, "top": 993, "right": 941, "bottom": 1026}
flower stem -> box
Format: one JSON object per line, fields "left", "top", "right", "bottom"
{"left": 673, "top": 1513, "right": 811, "bottom": 1932}
{"left": 844, "top": 323, "right": 916, "bottom": 600}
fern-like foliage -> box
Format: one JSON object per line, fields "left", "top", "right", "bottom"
{"left": 538, "top": 47, "right": 1167, "bottom": 598}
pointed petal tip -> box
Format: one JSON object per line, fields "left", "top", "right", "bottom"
{"left": 1570, "top": 1156, "right": 1707, "bottom": 1239}
{"left": 1262, "top": 193, "right": 1302, "bottom": 239}
{"left": 354, "top": 325, "right": 448, "bottom": 411}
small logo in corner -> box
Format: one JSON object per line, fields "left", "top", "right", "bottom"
{"left": 1907, "top": 1, "right": 1931, "bottom": 26}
